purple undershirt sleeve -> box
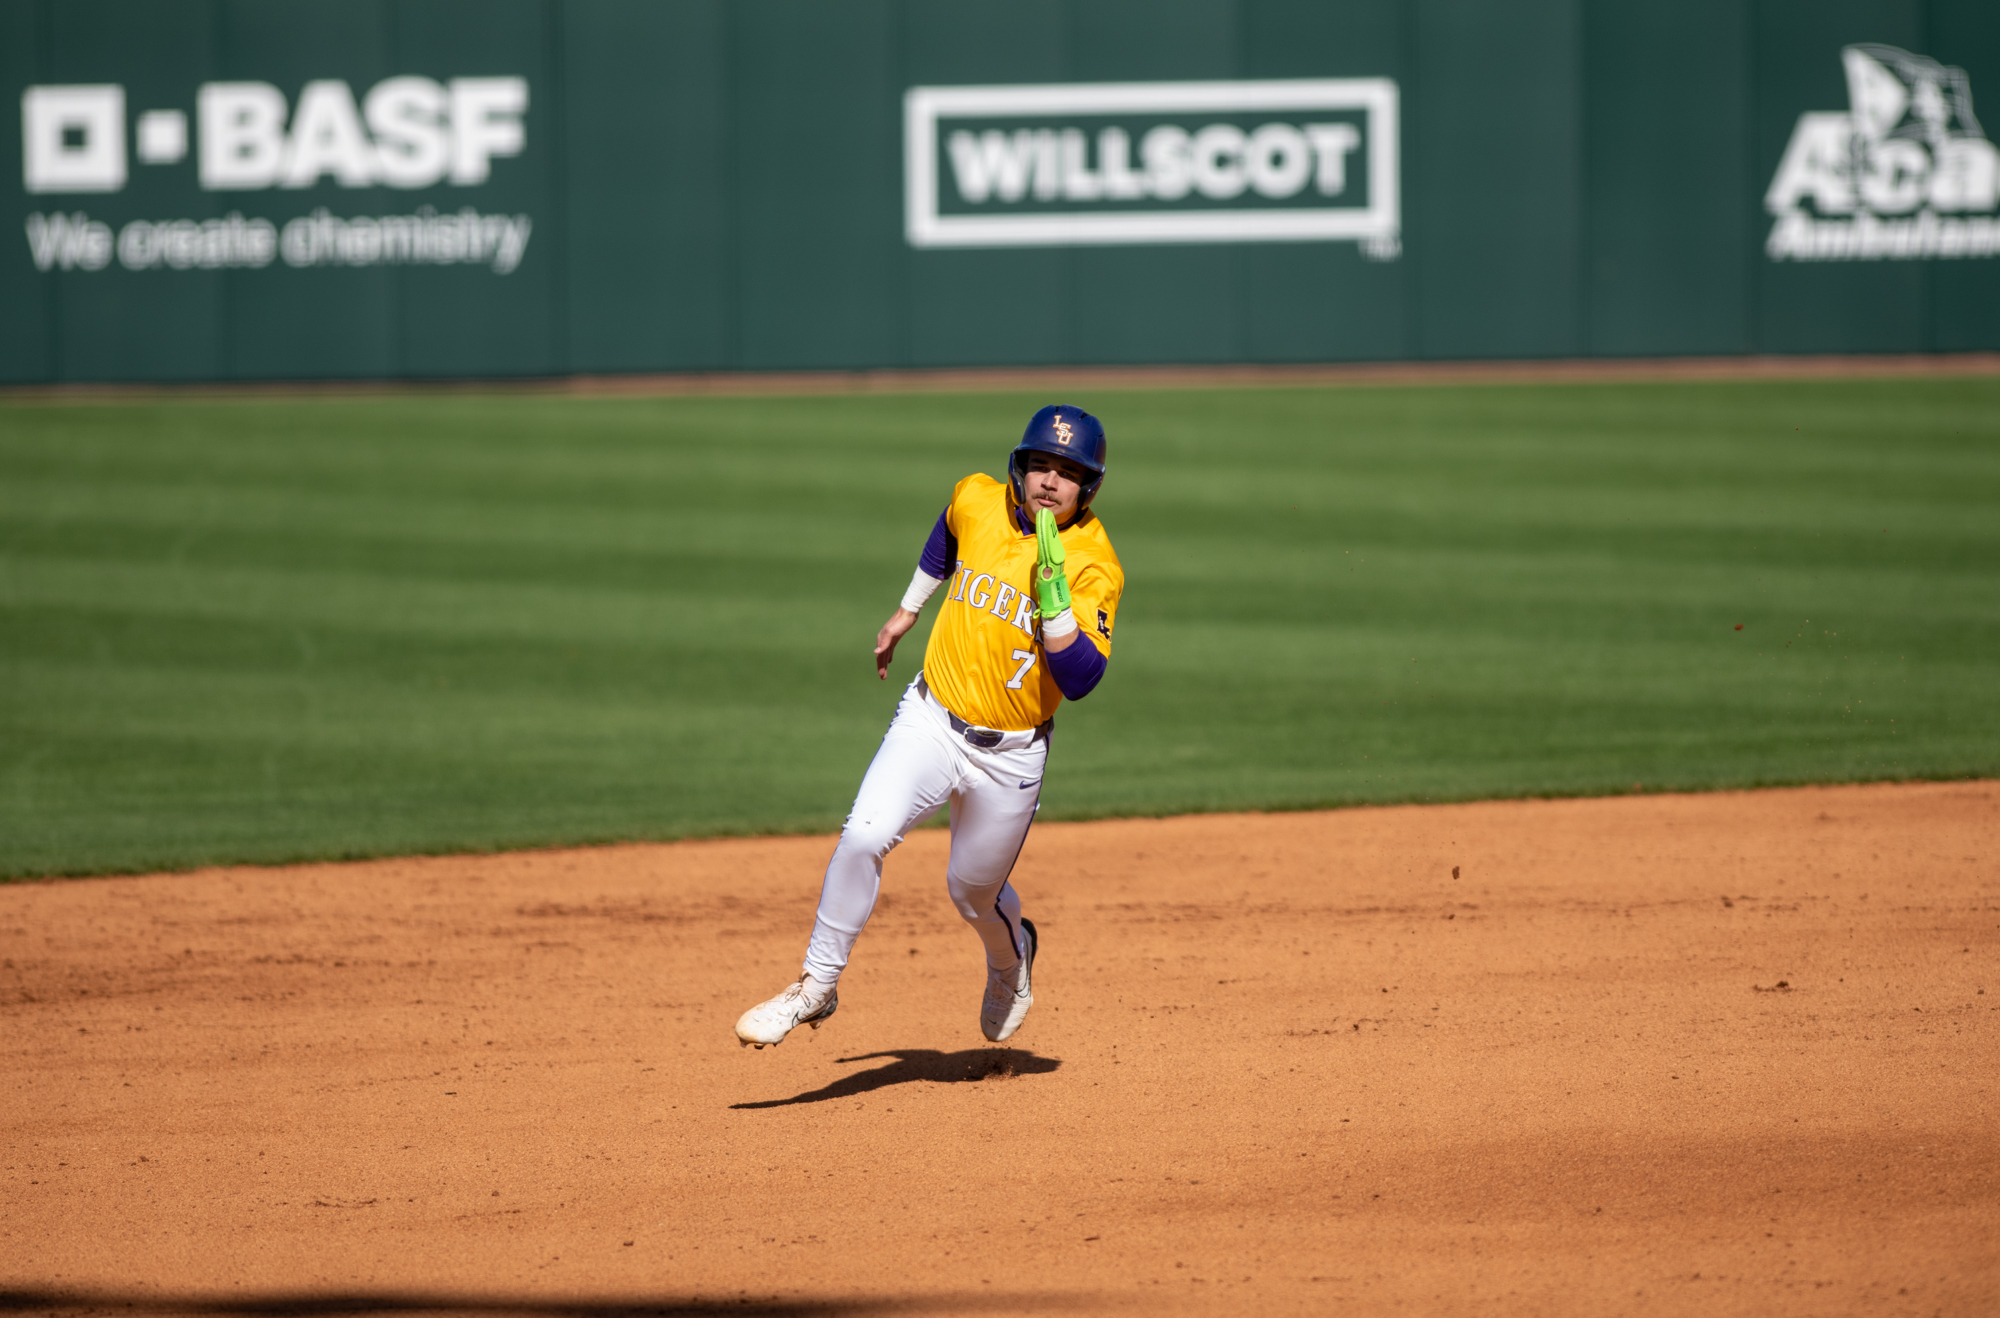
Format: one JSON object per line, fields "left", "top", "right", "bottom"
{"left": 918, "top": 508, "right": 955, "bottom": 579}
{"left": 1045, "top": 633, "right": 1108, "bottom": 700}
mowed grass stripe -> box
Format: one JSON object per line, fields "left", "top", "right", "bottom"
{"left": 2, "top": 380, "right": 1994, "bottom": 878}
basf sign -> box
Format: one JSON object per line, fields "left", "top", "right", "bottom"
{"left": 21, "top": 75, "right": 533, "bottom": 275}
{"left": 903, "top": 79, "right": 1400, "bottom": 258}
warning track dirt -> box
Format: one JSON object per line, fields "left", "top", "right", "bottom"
{"left": 4, "top": 780, "right": 1995, "bottom": 1316}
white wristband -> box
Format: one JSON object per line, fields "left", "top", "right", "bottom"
{"left": 1040, "top": 606, "right": 1079, "bottom": 638}
{"left": 900, "top": 568, "right": 945, "bottom": 614}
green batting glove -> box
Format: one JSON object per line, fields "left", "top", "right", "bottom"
{"left": 1035, "top": 508, "right": 1072, "bottom": 618}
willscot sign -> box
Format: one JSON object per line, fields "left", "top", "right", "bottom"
{"left": 903, "top": 79, "right": 1400, "bottom": 258}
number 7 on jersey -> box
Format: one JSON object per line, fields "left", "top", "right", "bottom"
{"left": 1005, "top": 648, "right": 1037, "bottom": 689}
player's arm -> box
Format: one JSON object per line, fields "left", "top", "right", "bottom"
{"left": 1040, "top": 567, "right": 1111, "bottom": 697}
{"left": 1034, "top": 510, "right": 1113, "bottom": 699}
{"left": 875, "top": 507, "right": 956, "bottom": 679}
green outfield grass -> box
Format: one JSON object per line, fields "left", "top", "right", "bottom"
{"left": 2, "top": 378, "right": 1996, "bottom": 879}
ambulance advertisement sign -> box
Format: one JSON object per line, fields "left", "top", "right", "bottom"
{"left": 1766, "top": 44, "right": 2000, "bottom": 261}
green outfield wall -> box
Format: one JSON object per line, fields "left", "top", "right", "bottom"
{"left": 6, "top": 0, "right": 1998, "bottom": 383}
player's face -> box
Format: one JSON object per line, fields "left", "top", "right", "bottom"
{"left": 1023, "top": 453, "right": 1089, "bottom": 521}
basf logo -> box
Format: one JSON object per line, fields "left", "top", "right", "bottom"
{"left": 21, "top": 76, "right": 533, "bottom": 275}
{"left": 904, "top": 79, "right": 1400, "bottom": 258}
{"left": 1766, "top": 45, "right": 2000, "bottom": 261}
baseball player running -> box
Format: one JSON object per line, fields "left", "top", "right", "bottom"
{"left": 736, "top": 404, "right": 1123, "bottom": 1049}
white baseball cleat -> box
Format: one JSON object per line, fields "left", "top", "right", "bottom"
{"left": 980, "top": 918, "right": 1038, "bottom": 1043}
{"left": 735, "top": 976, "right": 838, "bottom": 1049}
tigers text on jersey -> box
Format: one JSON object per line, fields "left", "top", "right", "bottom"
{"left": 921, "top": 473, "right": 1123, "bottom": 731}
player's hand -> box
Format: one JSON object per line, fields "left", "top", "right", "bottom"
{"left": 1034, "top": 508, "right": 1072, "bottom": 619}
{"left": 874, "top": 608, "right": 918, "bottom": 680}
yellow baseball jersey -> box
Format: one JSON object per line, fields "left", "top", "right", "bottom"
{"left": 922, "top": 474, "right": 1123, "bottom": 730}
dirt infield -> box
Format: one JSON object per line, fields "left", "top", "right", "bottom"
{"left": 5, "top": 781, "right": 1996, "bottom": 1317}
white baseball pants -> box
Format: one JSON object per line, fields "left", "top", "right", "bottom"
{"left": 802, "top": 676, "right": 1044, "bottom": 986}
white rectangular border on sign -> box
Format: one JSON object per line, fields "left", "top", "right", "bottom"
{"left": 904, "top": 78, "right": 1400, "bottom": 249}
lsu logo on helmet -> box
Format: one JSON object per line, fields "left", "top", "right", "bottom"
{"left": 1053, "top": 417, "right": 1074, "bottom": 445}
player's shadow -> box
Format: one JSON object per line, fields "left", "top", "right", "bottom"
{"left": 730, "top": 1048, "right": 1060, "bottom": 1109}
